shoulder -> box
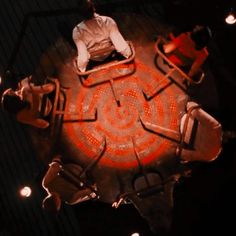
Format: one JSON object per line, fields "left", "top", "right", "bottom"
{"left": 18, "top": 76, "right": 31, "bottom": 88}
{"left": 172, "top": 33, "right": 185, "bottom": 45}
{"left": 197, "top": 47, "right": 209, "bottom": 58}
{"left": 97, "top": 14, "right": 116, "bottom": 25}
{"left": 202, "top": 47, "right": 209, "bottom": 56}
{"left": 177, "top": 32, "right": 191, "bottom": 42}
{"left": 73, "top": 21, "right": 85, "bottom": 35}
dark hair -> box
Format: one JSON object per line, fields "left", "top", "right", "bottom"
{"left": 1, "top": 91, "right": 30, "bottom": 114}
{"left": 79, "top": 0, "right": 95, "bottom": 20}
{"left": 190, "top": 26, "right": 212, "bottom": 50}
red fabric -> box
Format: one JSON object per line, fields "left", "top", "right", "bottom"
{"left": 167, "top": 33, "right": 208, "bottom": 68}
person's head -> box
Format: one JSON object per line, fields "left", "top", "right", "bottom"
{"left": 79, "top": 0, "right": 95, "bottom": 20}
{"left": 190, "top": 25, "right": 212, "bottom": 50}
{"left": 1, "top": 88, "right": 30, "bottom": 114}
{"left": 42, "top": 192, "right": 62, "bottom": 215}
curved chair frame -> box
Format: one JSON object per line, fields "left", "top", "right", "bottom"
{"left": 75, "top": 41, "right": 135, "bottom": 76}
{"left": 155, "top": 37, "right": 205, "bottom": 85}
{"left": 74, "top": 41, "right": 136, "bottom": 87}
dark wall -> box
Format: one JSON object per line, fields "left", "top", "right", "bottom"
{"left": 0, "top": 1, "right": 236, "bottom": 236}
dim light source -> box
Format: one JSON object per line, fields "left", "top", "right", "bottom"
{"left": 19, "top": 186, "right": 32, "bottom": 198}
{"left": 225, "top": 9, "right": 236, "bottom": 24}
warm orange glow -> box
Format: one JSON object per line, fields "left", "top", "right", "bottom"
{"left": 63, "top": 59, "right": 180, "bottom": 169}
{"left": 225, "top": 13, "right": 236, "bottom": 24}
{"left": 131, "top": 233, "right": 140, "bottom": 236}
{"left": 19, "top": 186, "right": 32, "bottom": 197}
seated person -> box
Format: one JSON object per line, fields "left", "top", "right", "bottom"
{"left": 1, "top": 76, "right": 55, "bottom": 129}
{"left": 72, "top": 0, "right": 131, "bottom": 72}
{"left": 162, "top": 25, "right": 212, "bottom": 77}
{"left": 177, "top": 101, "right": 222, "bottom": 162}
{"left": 42, "top": 154, "right": 97, "bottom": 214}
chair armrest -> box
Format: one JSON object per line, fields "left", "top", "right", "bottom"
{"left": 75, "top": 41, "right": 135, "bottom": 76}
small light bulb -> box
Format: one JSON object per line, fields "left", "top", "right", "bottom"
{"left": 131, "top": 233, "right": 140, "bottom": 236}
{"left": 225, "top": 13, "right": 236, "bottom": 24}
{"left": 19, "top": 186, "right": 32, "bottom": 197}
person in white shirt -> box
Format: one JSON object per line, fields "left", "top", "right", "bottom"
{"left": 177, "top": 101, "right": 222, "bottom": 162}
{"left": 1, "top": 76, "right": 55, "bottom": 129}
{"left": 72, "top": 0, "right": 131, "bottom": 72}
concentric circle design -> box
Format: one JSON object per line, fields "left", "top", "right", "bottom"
{"left": 63, "top": 59, "right": 184, "bottom": 169}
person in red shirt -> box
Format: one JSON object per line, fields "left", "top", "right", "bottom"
{"left": 163, "top": 25, "right": 212, "bottom": 77}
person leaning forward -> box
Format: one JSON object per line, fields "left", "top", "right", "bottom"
{"left": 162, "top": 25, "right": 212, "bottom": 78}
{"left": 42, "top": 154, "right": 97, "bottom": 214}
{"left": 72, "top": 0, "right": 131, "bottom": 72}
{"left": 1, "top": 75, "right": 55, "bottom": 129}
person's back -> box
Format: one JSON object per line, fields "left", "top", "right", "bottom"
{"left": 42, "top": 154, "right": 97, "bottom": 212}
{"left": 1, "top": 76, "right": 55, "bottom": 129}
{"left": 73, "top": 0, "right": 131, "bottom": 72}
{"left": 73, "top": 14, "right": 117, "bottom": 59}
{"left": 163, "top": 25, "right": 211, "bottom": 77}
{"left": 167, "top": 32, "right": 207, "bottom": 66}
{"left": 178, "top": 101, "right": 222, "bottom": 162}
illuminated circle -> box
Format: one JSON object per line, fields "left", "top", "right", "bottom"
{"left": 225, "top": 14, "right": 236, "bottom": 24}
{"left": 63, "top": 58, "right": 184, "bottom": 169}
{"left": 19, "top": 186, "right": 32, "bottom": 197}
{"left": 131, "top": 233, "right": 140, "bottom": 236}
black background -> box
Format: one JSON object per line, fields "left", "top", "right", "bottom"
{"left": 0, "top": 0, "right": 236, "bottom": 235}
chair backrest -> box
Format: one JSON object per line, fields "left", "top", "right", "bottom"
{"left": 177, "top": 103, "right": 222, "bottom": 162}
{"left": 75, "top": 41, "right": 135, "bottom": 76}
{"left": 180, "top": 113, "right": 199, "bottom": 149}
{"left": 155, "top": 37, "right": 205, "bottom": 85}
{"left": 89, "top": 44, "right": 116, "bottom": 60}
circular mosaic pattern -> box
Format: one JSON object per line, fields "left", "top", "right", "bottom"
{"left": 63, "top": 58, "right": 184, "bottom": 170}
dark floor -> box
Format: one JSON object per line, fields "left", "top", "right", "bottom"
{"left": 1, "top": 1, "right": 236, "bottom": 236}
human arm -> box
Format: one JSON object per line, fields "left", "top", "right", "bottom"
{"left": 162, "top": 33, "right": 181, "bottom": 54}
{"left": 16, "top": 110, "right": 50, "bottom": 129}
{"left": 109, "top": 19, "right": 131, "bottom": 58}
{"left": 163, "top": 41, "right": 177, "bottom": 54}
{"left": 18, "top": 76, "right": 55, "bottom": 96}
{"left": 19, "top": 76, "right": 54, "bottom": 93}
{"left": 42, "top": 158, "right": 62, "bottom": 190}
{"left": 18, "top": 76, "right": 32, "bottom": 88}
{"left": 163, "top": 33, "right": 187, "bottom": 55}
{"left": 188, "top": 49, "right": 208, "bottom": 77}
{"left": 25, "top": 83, "right": 55, "bottom": 94}
{"left": 72, "top": 27, "right": 90, "bottom": 72}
